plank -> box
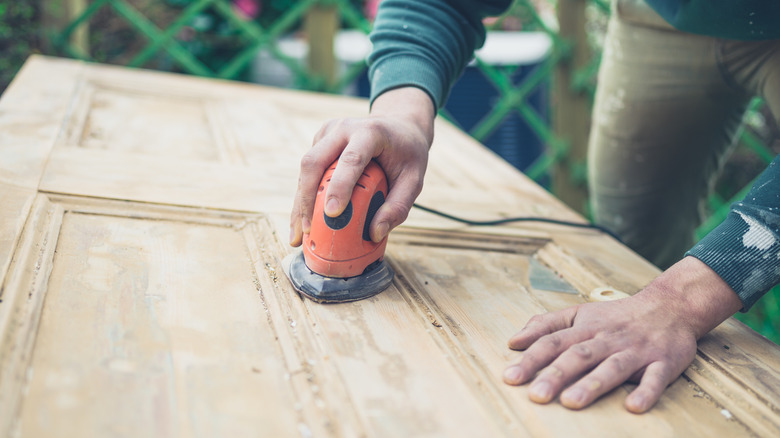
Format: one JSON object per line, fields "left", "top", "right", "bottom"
{"left": 0, "top": 196, "right": 63, "bottom": 435}
{"left": 6, "top": 196, "right": 304, "bottom": 437}
{"left": 0, "top": 55, "right": 87, "bottom": 296}
{"left": 386, "top": 231, "right": 755, "bottom": 437}
{"left": 0, "top": 186, "right": 36, "bottom": 292}
{"left": 0, "top": 56, "right": 83, "bottom": 114}
{"left": 40, "top": 147, "right": 296, "bottom": 214}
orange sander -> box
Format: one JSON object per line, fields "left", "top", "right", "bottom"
{"left": 283, "top": 159, "right": 394, "bottom": 303}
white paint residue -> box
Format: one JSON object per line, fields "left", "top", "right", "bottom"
{"left": 603, "top": 88, "right": 626, "bottom": 114}
{"left": 738, "top": 211, "right": 776, "bottom": 250}
{"left": 720, "top": 409, "right": 733, "bottom": 420}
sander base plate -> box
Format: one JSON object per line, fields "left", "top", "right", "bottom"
{"left": 282, "top": 251, "right": 394, "bottom": 303}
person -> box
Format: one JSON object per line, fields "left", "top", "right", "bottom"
{"left": 289, "top": 0, "right": 780, "bottom": 413}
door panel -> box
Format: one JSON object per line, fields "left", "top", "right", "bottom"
{"left": 1, "top": 56, "right": 779, "bottom": 437}
{"left": 1, "top": 196, "right": 301, "bottom": 437}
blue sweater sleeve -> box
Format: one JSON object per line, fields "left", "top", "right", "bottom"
{"left": 687, "top": 156, "right": 780, "bottom": 310}
{"left": 367, "top": 0, "right": 512, "bottom": 110}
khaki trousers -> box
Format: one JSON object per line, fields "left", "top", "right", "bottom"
{"left": 588, "top": 0, "right": 780, "bottom": 268}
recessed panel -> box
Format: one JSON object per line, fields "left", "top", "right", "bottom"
{"left": 10, "top": 199, "right": 299, "bottom": 437}
{"left": 75, "top": 87, "right": 217, "bottom": 159}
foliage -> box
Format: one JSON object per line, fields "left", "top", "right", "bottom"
{"left": 737, "top": 287, "right": 780, "bottom": 344}
{"left": 0, "top": 2, "right": 40, "bottom": 93}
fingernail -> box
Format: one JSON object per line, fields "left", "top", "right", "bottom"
{"left": 302, "top": 217, "right": 311, "bottom": 234}
{"left": 289, "top": 228, "right": 295, "bottom": 244}
{"left": 562, "top": 388, "right": 585, "bottom": 407}
{"left": 529, "top": 382, "right": 553, "bottom": 402}
{"left": 374, "top": 222, "right": 389, "bottom": 242}
{"left": 325, "top": 198, "right": 340, "bottom": 216}
{"left": 627, "top": 394, "right": 648, "bottom": 413}
{"left": 503, "top": 366, "right": 524, "bottom": 384}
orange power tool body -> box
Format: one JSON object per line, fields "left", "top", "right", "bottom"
{"left": 284, "top": 159, "right": 395, "bottom": 303}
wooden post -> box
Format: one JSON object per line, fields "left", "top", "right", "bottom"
{"left": 552, "top": 0, "right": 591, "bottom": 214}
{"left": 39, "top": 0, "right": 89, "bottom": 56}
{"left": 304, "top": 4, "right": 338, "bottom": 90}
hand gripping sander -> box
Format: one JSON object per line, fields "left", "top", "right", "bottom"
{"left": 283, "top": 159, "right": 395, "bottom": 303}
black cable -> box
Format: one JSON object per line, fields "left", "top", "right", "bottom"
{"left": 412, "top": 203, "right": 623, "bottom": 242}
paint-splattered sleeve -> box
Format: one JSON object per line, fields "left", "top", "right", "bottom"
{"left": 367, "top": 0, "right": 512, "bottom": 111}
{"left": 686, "top": 156, "right": 780, "bottom": 311}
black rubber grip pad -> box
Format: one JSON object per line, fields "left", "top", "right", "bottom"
{"left": 324, "top": 201, "right": 353, "bottom": 230}
{"left": 363, "top": 191, "right": 385, "bottom": 241}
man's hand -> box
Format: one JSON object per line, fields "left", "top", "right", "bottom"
{"left": 290, "top": 87, "right": 435, "bottom": 246}
{"left": 503, "top": 256, "right": 742, "bottom": 413}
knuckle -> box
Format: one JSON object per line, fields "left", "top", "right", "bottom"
{"left": 542, "top": 365, "right": 564, "bottom": 379}
{"left": 382, "top": 200, "right": 411, "bottom": 225}
{"left": 540, "top": 333, "right": 563, "bottom": 350}
{"left": 323, "top": 117, "right": 344, "bottom": 132}
{"left": 569, "top": 344, "right": 593, "bottom": 360}
{"left": 606, "top": 354, "right": 630, "bottom": 373}
{"left": 338, "top": 149, "right": 364, "bottom": 167}
{"left": 405, "top": 173, "right": 425, "bottom": 195}
{"left": 517, "top": 351, "right": 542, "bottom": 370}
{"left": 363, "top": 117, "right": 385, "bottom": 133}
{"left": 364, "top": 119, "right": 392, "bottom": 144}
{"left": 300, "top": 151, "right": 320, "bottom": 171}
{"left": 526, "top": 314, "right": 546, "bottom": 327}
{"left": 583, "top": 378, "right": 604, "bottom": 392}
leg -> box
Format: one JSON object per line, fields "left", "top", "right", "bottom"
{"left": 588, "top": 4, "right": 750, "bottom": 269}
{"left": 720, "top": 39, "right": 780, "bottom": 133}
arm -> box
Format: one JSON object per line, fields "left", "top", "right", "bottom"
{"left": 290, "top": 0, "right": 512, "bottom": 246}
{"left": 686, "top": 156, "right": 780, "bottom": 311}
{"left": 504, "top": 155, "right": 780, "bottom": 413}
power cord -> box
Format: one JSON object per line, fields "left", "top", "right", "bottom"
{"left": 412, "top": 203, "right": 623, "bottom": 242}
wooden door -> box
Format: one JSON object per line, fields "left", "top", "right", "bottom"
{"left": 1, "top": 56, "right": 779, "bottom": 437}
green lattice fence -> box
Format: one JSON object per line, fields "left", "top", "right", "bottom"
{"left": 40, "top": 0, "right": 779, "bottom": 341}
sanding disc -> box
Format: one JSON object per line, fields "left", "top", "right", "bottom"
{"left": 282, "top": 251, "right": 394, "bottom": 303}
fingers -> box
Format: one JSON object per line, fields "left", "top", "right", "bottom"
{"left": 507, "top": 307, "right": 579, "bottom": 351}
{"left": 528, "top": 339, "right": 613, "bottom": 404}
{"left": 506, "top": 334, "right": 683, "bottom": 412}
{"left": 503, "top": 324, "right": 586, "bottom": 387}
{"left": 624, "top": 361, "right": 672, "bottom": 413}
{"left": 289, "top": 193, "right": 304, "bottom": 247}
{"left": 291, "top": 150, "right": 338, "bottom": 243}
{"left": 325, "top": 137, "right": 376, "bottom": 217}
{"left": 557, "top": 351, "right": 644, "bottom": 409}
{"left": 501, "top": 286, "right": 703, "bottom": 413}
{"left": 369, "top": 165, "right": 425, "bottom": 242}
{"left": 290, "top": 120, "right": 353, "bottom": 245}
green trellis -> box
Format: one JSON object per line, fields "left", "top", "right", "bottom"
{"left": 50, "top": 0, "right": 370, "bottom": 86}
{"left": 43, "top": 0, "right": 779, "bottom": 341}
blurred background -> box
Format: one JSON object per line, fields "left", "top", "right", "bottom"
{"left": 1, "top": 0, "right": 778, "bottom": 341}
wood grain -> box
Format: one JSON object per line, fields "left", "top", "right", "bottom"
{"left": 0, "top": 56, "right": 778, "bottom": 437}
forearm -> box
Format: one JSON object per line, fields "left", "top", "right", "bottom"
{"left": 686, "top": 156, "right": 780, "bottom": 310}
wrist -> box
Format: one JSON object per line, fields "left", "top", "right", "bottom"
{"left": 370, "top": 87, "right": 435, "bottom": 145}
{"left": 637, "top": 256, "right": 742, "bottom": 339}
